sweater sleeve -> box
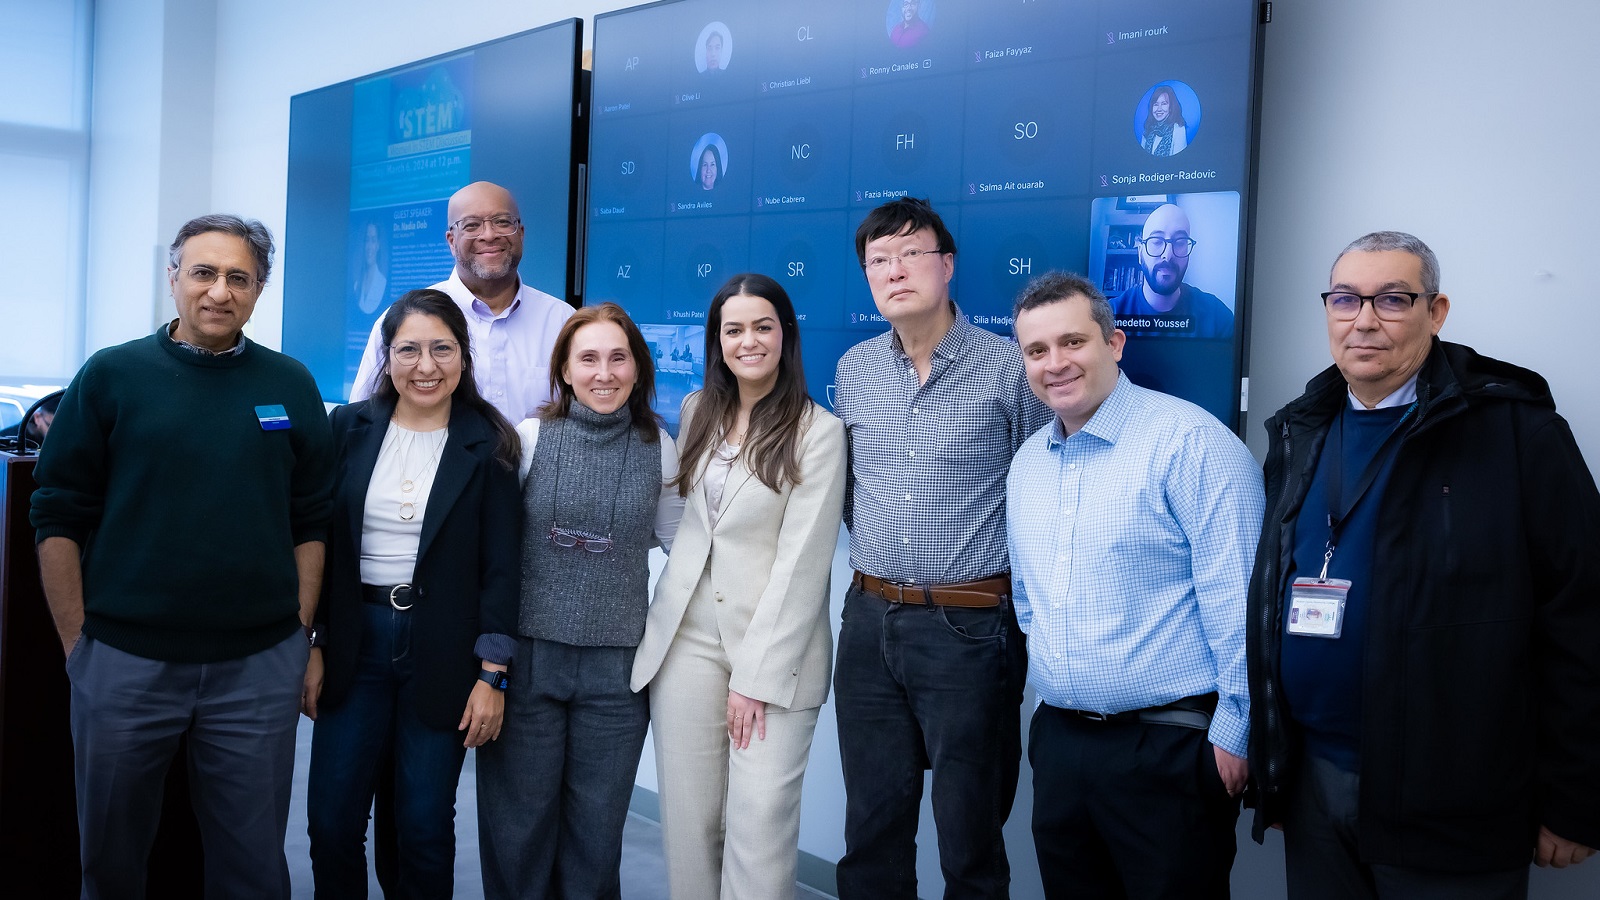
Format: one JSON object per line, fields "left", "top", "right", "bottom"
{"left": 30, "top": 358, "right": 111, "bottom": 545}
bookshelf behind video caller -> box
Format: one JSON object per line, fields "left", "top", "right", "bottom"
{"left": 0, "top": 451, "right": 203, "bottom": 898}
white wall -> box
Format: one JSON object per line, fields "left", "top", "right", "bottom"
{"left": 83, "top": 0, "right": 1600, "bottom": 896}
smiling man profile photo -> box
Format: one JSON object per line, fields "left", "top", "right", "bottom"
{"left": 1110, "top": 202, "right": 1233, "bottom": 338}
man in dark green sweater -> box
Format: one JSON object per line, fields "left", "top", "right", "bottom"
{"left": 31, "top": 214, "right": 334, "bottom": 900}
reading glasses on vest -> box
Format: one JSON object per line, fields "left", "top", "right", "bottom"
{"left": 1320, "top": 291, "right": 1437, "bottom": 322}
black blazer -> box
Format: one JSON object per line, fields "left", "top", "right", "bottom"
{"left": 317, "top": 396, "right": 521, "bottom": 730}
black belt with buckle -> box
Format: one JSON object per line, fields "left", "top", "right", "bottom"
{"left": 362, "top": 583, "right": 414, "bottom": 610}
{"left": 1055, "top": 692, "right": 1217, "bottom": 731}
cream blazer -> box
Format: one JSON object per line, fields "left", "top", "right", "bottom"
{"left": 631, "top": 399, "right": 847, "bottom": 711}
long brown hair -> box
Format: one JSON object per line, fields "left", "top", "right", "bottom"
{"left": 672, "top": 273, "right": 812, "bottom": 496}
{"left": 539, "top": 302, "right": 663, "bottom": 443}
{"left": 371, "top": 289, "right": 521, "bottom": 470}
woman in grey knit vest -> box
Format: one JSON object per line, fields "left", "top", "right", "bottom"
{"left": 475, "top": 303, "right": 684, "bottom": 899}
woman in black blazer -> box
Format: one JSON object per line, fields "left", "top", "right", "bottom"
{"left": 306, "top": 289, "right": 522, "bottom": 898}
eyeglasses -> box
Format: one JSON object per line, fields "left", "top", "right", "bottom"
{"left": 548, "top": 525, "right": 613, "bottom": 553}
{"left": 862, "top": 246, "right": 945, "bottom": 274}
{"left": 1320, "top": 291, "right": 1435, "bottom": 322}
{"left": 1138, "top": 236, "right": 1196, "bottom": 258}
{"left": 450, "top": 216, "right": 521, "bottom": 237}
{"left": 178, "top": 265, "right": 258, "bottom": 292}
{"left": 389, "top": 341, "right": 460, "bottom": 366}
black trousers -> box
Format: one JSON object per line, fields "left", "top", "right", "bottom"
{"left": 1029, "top": 703, "right": 1240, "bottom": 899}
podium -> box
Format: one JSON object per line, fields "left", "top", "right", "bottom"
{"left": 0, "top": 451, "right": 203, "bottom": 897}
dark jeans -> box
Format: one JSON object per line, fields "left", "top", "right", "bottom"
{"left": 1284, "top": 754, "right": 1530, "bottom": 900}
{"left": 306, "top": 602, "right": 469, "bottom": 900}
{"left": 1029, "top": 704, "right": 1239, "bottom": 899}
{"left": 476, "top": 638, "right": 649, "bottom": 900}
{"left": 67, "top": 630, "right": 306, "bottom": 900}
{"left": 833, "top": 584, "right": 1027, "bottom": 900}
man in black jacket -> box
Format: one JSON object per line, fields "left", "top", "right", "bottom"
{"left": 1246, "top": 231, "right": 1600, "bottom": 898}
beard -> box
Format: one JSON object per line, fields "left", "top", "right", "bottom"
{"left": 1142, "top": 259, "right": 1183, "bottom": 295}
{"left": 461, "top": 247, "right": 519, "bottom": 282}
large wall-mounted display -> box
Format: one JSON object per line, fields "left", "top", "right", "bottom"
{"left": 585, "top": 0, "right": 1262, "bottom": 428}
{"left": 284, "top": 19, "right": 586, "bottom": 402}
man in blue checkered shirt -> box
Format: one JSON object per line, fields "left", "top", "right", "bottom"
{"left": 1006, "top": 272, "right": 1262, "bottom": 898}
{"left": 832, "top": 198, "right": 1050, "bottom": 899}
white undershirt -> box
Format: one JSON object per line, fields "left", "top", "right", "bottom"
{"left": 360, "top": 421, "right": 448, "bottom": 585}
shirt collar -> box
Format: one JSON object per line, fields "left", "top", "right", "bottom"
{"left": 450, "top": 269, "right": 523, "bottom": 320}
{"left": 166, "top": 320, "right": 247, "bottom": 357}
{"left": 1348, "top": 373, "right": 1419, "bottom": 410}
{"left": 1046, "top": 371, "right": 1135, "bottom": 448}
{"left": 888, "top": 307, "right": 972, "bottom": 363}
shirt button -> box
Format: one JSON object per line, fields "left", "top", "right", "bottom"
{"left": 1057, "top": 555, "right": 1065, "bottom": 562}
{"left": 911, "top": 407, "right": 919, "bottom": 415}
{"left": 903, "top": 494, "right": 912, "bottom": 501}
{"left": 715, "top": 592, "right": 724, "bottom": 602}
{"left": 902, "top": 538, "right": 910, "bottom": 545}
{"left": 908, "top": 450, "right": 915, "bottom": 457}
{"left": 1067, "top": 463, "right": 1076, "bottom": 470}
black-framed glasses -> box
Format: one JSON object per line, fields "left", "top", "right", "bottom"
{"left": 548, "top": 526, "right": 613, "bottom": 553}
{"left": 177, "top": 265, "right": 258, "bottom": 292}
{"left": 1138, "top": 236, "right": 1196, "bottom": 258}
{"left": 450, "top": 215, "right": 521, "bottom": 236}
{"left": 389, "top": 341, "right": 460, "bottom": 366}
{"left": 1320, "top": 291, "right": 1435, "bottom": 322}
{"left": 862, "top": 247, "right": 944, "bottom": 273}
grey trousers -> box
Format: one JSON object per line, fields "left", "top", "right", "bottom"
{"left": 1284, "top": 753, "right": 1531, "bottom": 900}
{"left": 67, "top": 631, "right": 308, "bottom": 900}
{"left": 476, "top": 638, "right": 649, "bottom": 900}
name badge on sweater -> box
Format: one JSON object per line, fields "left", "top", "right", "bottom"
{"left": 255, "top": 404, "right": 291, "bottom": 431}
{"left": 1287, "top": 577, "right": 1350, "bottom": 639}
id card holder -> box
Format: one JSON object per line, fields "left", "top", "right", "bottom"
{"left": 255, "top": 404, "right": 291, "bottom": 432}
{"left": 1287, "top": 578, "right": 1350, "bottom": 639}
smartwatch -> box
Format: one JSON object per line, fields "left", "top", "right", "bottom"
{"left": 479, "top": 669, "right": 510, "bottom": 691}
{"left": 304, "top": 624, "right": 325, "bottom": 648}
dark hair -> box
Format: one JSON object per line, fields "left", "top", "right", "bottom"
{"left": 1143, "top": 85, "right": 1187, "bottom": 135}
{"left": 672, "top": 274, "right": 813, "bottom": 497}
{"left": 540, "top": 302, "right": 663, "bottom": 443}
{"left": 854, "top": 196, "right": 956, "bottom": 264}
{"left": 1335, "top": 231, "right": 1440, "bottom": 294}
{"left": 371, "top": 289, "right": 521, "bottom": 470}
{"left": 1013, "top": 271, "right": 1115, "bottom": 342}
{"left": 168, "top": 214, "right": 275, "bottom": 284}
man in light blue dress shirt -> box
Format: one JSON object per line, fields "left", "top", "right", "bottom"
{"left": 1006, "top": 272, "right": 1263, "bottom": 898}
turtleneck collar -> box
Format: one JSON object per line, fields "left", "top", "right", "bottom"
{"left": 566, "top": 400, "right": 634, "bottom": 440}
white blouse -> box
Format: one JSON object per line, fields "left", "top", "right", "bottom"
{"left": 360, "top": 421, "right": 448, "bottom": 585}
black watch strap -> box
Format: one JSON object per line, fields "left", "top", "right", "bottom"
{"left": 479, "top": 669, "right": 509, "bottom": 691}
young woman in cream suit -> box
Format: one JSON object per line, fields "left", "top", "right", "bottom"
{"left": 632, "top": 273, "right": 847, "bottom": 899}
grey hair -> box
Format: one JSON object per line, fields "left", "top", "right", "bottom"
{"left": 1333, "top": 231, "right": 1439, "bottom": 294}
{"left": 1013, "top": 271, "right": 1115, "bottom": 342}
{"left": 168, "top": 214, "right": 275, "bottom": 284}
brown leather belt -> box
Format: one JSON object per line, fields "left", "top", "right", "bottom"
{"left": 851, "top": 571, "right": 1009, "bottom": 608}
